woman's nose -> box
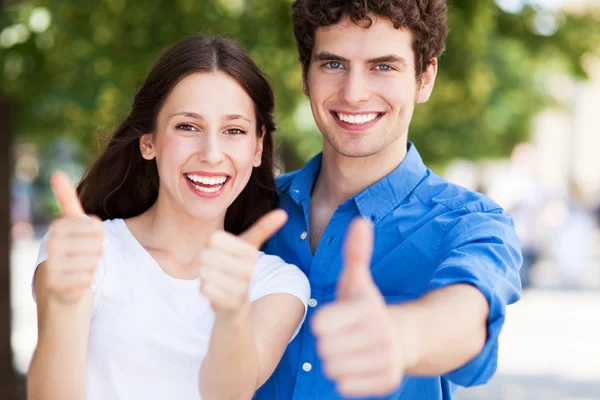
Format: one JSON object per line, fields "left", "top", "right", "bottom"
{"left": 197, "top": 134, "right": 225, "bottom": 165}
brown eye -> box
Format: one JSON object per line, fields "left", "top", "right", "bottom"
{"left": 176, "top": 124, "right": 197, "bottom": 131}
{"left": 225, "top": 128, "right": 246, "bottom": 135}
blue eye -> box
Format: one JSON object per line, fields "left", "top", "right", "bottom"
{"left": 375, "top": 64, "right": 393, "bottom": 72}
{"left": 326, "top": 61, "right": 342, "bottom": 69}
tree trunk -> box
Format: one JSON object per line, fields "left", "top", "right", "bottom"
{"left": 0, "top": 98, "right": 25, "bottom": 399}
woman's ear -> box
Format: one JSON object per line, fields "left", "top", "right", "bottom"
{"left": 253, "top": 126, "right": 265, "bottom": 167}
{"left": 140, "top": 134, "right": 156, "bottom": 160}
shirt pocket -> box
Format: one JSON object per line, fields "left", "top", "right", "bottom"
{"left": 371, "top": 240, "right": 435, "bottom": 298}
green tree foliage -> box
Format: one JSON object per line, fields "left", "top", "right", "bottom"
{"left": 1, "top": 0, "right": 599, "bottom": 169}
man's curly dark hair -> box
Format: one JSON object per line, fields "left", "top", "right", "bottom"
{"left": 292, "top": 0, "right": 448, "bottom": 80}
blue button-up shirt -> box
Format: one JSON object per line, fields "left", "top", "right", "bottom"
{"left": 255, "top": 143, "right": 522, "bottom": 400}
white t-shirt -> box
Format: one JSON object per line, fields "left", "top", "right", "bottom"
{"left": 34, "top": 218, "right": 310, "bottom": 400}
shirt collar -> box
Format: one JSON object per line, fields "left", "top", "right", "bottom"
{"left": 354, "top": 142, "right": 427, "bottom": 224}
{"left": 287, "top": 142, "right": 428, "bottom": 223}
{"left": 289, "top": 152, "right": 322, "bottom": 205}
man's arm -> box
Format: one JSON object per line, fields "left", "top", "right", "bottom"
{"left": 313, "top": 216, "right": 520, "bottom": 397}
{"left": 390, "top": 283, "right": 489, "bottom": 376}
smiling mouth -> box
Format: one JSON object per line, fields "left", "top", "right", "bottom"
{"left": 184, "top": 173, "right": 230, "bottom": 193}
{"left": 333, "top": 111, "right": 384, "bottom": 125}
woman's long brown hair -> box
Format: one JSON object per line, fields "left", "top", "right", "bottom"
{"left": 77, "top": 35, "right": 277, "bottom": 235}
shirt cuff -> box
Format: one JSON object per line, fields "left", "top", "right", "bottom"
{"left": 428, "top": 264, "right": 520, "bottom": 387}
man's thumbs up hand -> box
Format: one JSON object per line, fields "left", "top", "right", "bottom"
{"left": 45, "top": 172, "right": 104, "bottom": 303}
{"left": 312, "top": 217, "right": 405, "bottom": 398}
{"left": 337, "top": 218, "right": 377, "bottom": 300}
{"left": 197, "top": 210, "right": 287, "bottom": 317}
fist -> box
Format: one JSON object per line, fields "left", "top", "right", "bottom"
{"left": 45, "top": 172, "right": 104, "bottom": 303}
{"left": 198, "top": 209, "right": 287, "bottom": 315}
{"left": 313, "top": 296, "right": 404, "bottom": 397}
{"left": 312, "top": 218, "right": 405, "bottom": 397}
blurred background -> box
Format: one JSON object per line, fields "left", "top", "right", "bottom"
{"left": 1, "top": 0, "right": 600, "bottom": 399}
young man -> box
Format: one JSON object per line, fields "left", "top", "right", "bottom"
{"left": 255, "top": 1, "right": 522, "bottom": 399}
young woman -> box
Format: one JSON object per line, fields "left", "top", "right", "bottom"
{"left": 28, "top": 35, "right": 310, "bottom": 400}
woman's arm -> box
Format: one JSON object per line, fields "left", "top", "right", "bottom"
{"left": 28, "top": 173, "right": 103, "bottom": 400}
{"left": 199, "top": 294, "right": 305, "bottom": 399}
{"left": 28, "top": 263, "right": 94, "bottom": 400}
{"left": 197, "top": 210, "right": 307, "bottom": 399}
{"left": 250, "top": 293, "right": 306, "bottom": 388}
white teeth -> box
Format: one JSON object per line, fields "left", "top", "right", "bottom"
{"left": 193, "top": 184, "right": 222, "bottom": 193}
{"left": 186, "top": 174, "right": 227, "bottom": 185}
{"left": 336, "top": 112, "right": 378, "bottom": 124}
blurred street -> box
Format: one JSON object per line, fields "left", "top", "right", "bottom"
{"left": 11, "top": 235, "right": 600, "bottom": 399}
{"left": 459, "top": 290, "right": 600, "bottom": 400}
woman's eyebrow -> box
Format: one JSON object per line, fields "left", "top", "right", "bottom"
{"left": 170, "top": 111, "right": 250, "bottom": 123}
{"left": 223, "top": 114, "right": 251, "bottom": 123}
{"left": 171, "top": 111, "right": 203, "bottom": 119}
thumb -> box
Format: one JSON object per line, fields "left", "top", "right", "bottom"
{"left": 240, "top": 209, "right": 288, "bottom": 249}
{"left": 50, "top": 171, "right": 85, "bottom": 218}
{"left": 338, "top": 217, "right": 374, "bottom": 300}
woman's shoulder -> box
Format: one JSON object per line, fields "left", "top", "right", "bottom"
{"left": 101, "top": 217, "right": 124, "bottom": 238}
{"left": 255, "top": 251, "right": 294, "bottom": 271}
{"left": 101, "top": 217, "right": 124, "bottom": 232}
{"left": 253, "top": 252, "right": 308, "bottom": 285}
{"left": 249, "top": 251, "right": 310, "bottom": 306}
{"left": 99, "top": 218, "right": 133, "bottom": 256}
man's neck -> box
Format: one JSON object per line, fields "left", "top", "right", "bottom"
{"left": 308, "top": 138, "right": 408, "bottom": 252}
{"left": 313, "top": 139, "right": 408, "bottom": 207}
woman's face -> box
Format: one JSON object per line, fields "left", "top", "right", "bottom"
{"left": 140, "top": 71, "right": 263, "bottom": 223}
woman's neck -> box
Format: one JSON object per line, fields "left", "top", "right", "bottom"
{"left": 126, "top": 191, "right": 224, "bottom": 267}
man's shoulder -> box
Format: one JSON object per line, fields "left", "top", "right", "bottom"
{"left": 415, "top": 171, "right": 502, "bottom": 215}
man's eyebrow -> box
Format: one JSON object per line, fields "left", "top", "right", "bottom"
{"left": 312, "top": 51, "right": 350, "bottom": 62}
{"left": 367, "top": 55, "right": 408, "bottom": 67}
{"left": 312, "top": 52, "right": 408, "bottom": 68}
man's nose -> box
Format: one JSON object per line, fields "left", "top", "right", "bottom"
{"left": 341, "top": 70, "right": 371, "bottom": 106}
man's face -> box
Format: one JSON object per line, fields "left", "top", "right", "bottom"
{"left": 305, "top": 15, "right": 436, "bottom": 159}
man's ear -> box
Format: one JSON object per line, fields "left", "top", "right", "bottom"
{"left": 416, "top": 58, "right": 438, "bottom": 104}
{"left": 140, "top": 134, "right": 156, "bottom": 160}
{"left": 302, "top": 70, "right": 309, "bottom": 98}
{"left": 253, "top": 126, "right": 266, "bottom": 167}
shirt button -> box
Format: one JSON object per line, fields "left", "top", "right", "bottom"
{"left": 300, "top": 231, "right": 308, "bottom": 240}
{"left": 302, "top": 362, "right": 312, "bottom": 372}
{"left": 308, "top": 298, "right": 318, "bottom": 308}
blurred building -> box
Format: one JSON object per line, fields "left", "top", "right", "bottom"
{"left": 446, "top": 0, "right": 600, "bottom": 290}
{"left": 533, "top": 55, "right": 600, "bottom": 203}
